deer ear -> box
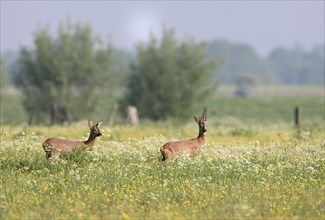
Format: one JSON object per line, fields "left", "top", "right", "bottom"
{"left": 194, "top": 116, "right": 198, "bottom": 123}
{"left": 88, "top": 120, "right": 94, "bottom": 128}
{"left": 96, "top": 122, "right": 103, "bottom": 127}
{"left": 202, "top": 107, "right": 207, "bottom": 117}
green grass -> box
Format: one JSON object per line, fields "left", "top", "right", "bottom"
{"left": 0, "top": 91, "right": 27, "bottom": 125}
{"left": 0, "top": 121, "right": 324, "bottom": 219}
{"left": 206, "top": 97, "right": 324, "bottom": 125}
{"left": 1, "top": 86, "right": 324, "bottom": 218}
{"left": 1, "top": 85, "right": 324, "bottom": 125}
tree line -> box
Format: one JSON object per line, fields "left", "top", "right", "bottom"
{"left": 4, "top": 38, "right": 324, "bottom": 87}
{"left": 1, "top": 21, "right": 217, "bottom": 124}
{"left": 1, "top": 20, "right": 324, "bottom": 124}
{"left": 207, "top": 40, "right": 324, "bottom": 85}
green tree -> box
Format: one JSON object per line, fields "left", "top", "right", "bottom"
{"left": 207, "top": 40, "right": 275, "bottom": 84}
{"left": 14, "top": 20, "right": 122, "bottom": 124}
{"left": 123, "top": 27, "right": 217, "bottom": 121}
{"left": 268, "top": 46, "right": 324, "bottom": 85}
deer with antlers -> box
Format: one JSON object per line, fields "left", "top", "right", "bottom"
{"left": 42, "top": 120, "right": 103, "bottom": 161}
{"left": 160, "top": 109, "right": 208, "bottom": 161}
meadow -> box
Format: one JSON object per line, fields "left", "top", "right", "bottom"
{"left": 0, "top": 95, "right": 324, "bottom": 219}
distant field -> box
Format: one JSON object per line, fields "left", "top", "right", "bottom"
{"left": 206, "top": 97, "right": 324, "bottom": 126}
{"left": 0, "top": 119, "right": 324, "bottom": 219}
{"left": 217, "top": 85, "right": 325, "bottom": 98}
{"left": 0, "top": 89, "right": 27, "bottom": 124}
{"left": 1, "top": 85, "right": 324, "bottom": 125}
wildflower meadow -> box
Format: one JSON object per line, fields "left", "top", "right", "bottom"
{"left": 0, "top": 114, "right": 324, "bottom": 219}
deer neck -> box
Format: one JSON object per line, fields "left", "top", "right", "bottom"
{"left": 197, "top": 130, "right": 205, "bottom": 144}
{"left": 83, "top": 132, "right": 97, "bottom": 148}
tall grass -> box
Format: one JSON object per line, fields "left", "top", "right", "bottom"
{"left": 0, "top": 120, "right": 324, "bottom": 219}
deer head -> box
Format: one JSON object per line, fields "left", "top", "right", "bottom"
{"left": 88, "top": 120, "right": 103, "bottom": 137}
{"left": 194, "top": 109, "right": 208, "bottom": 135}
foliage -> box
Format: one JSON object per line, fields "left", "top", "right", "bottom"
{"left": 268, "top": 46, "right": 325, "bottom": 85}
{"left": 0, "top": 121, "right": 324, "bottom": 219}
{"left": 206, "top": 40, "right": 325, "bottom": 85}
{"left": 13, "top": 20, "right": 124, "bottom": 125}
{"left": 207, "top": 40, "right": 274, "bottom": 84}
{"left": 3, "top": 39, "right": 324, "bottom": 90}
{"left": 123, "top": 27, "right": 217, "bottom": 121}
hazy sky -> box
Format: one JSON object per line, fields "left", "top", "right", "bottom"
{"left": 1, "top": 1, "right": 324, "bottom": 56}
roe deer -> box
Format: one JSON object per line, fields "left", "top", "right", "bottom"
{"left": 42, "top": 120, "right": 103, "bottom": 160}
{"left": 160, "top": 110, "right": 208, "bottom": 161}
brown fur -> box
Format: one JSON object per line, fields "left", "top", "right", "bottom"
{"left": 160, "top": 112, "right": 207, "bottom": 161}
{"left": 42, "top": 120, "right": 102, "bottom": 160}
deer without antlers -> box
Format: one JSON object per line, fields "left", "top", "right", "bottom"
{"left": 160, "top": 110, "right": 208, "bottom": 162}
{"left": 42, "top": 120, "right": 103, "bottom": 160}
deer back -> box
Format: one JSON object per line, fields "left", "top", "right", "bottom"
{"left": 43, "top": 138, "right": 85, "bottom": 152}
